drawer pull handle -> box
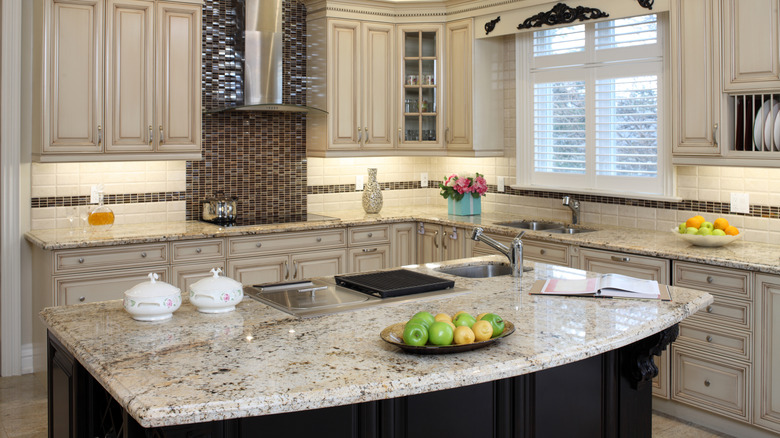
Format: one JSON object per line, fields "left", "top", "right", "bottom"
{"left": 706, "top": 306, "right": 713, "bottom": 313}
{"left": 78, "top": 258, "right": 84, "bottom": 264}
{"left": 316, "top": 237, "right": 322, "bottom": 243}
{"left": 704, "top": 379, "right": 711, "bottom": 387}
{"left": 367, "top": 232, "right": 373, "bottom": 238}
{"left": 256, "top": 242, "right": 262, "bottom": 248}
{"left": 611, "top": 256, "right": 630, "bottom": 262}
{"left": 140, "top": 252, "right": 147, "bottom": 258}
{"left": 706, "top": 276, "right": 714, "bottom": 283}
{"left": 362, "top": 248, "right": 378, "bottom": 253}
{"left": 293, "top": 261, "right": 298, "bottom": 279}
{"left": 539, "top": 249, "right": 546, "bottom": 255}
{"left": 706, "top": 335, "right": 713, "bottom": 342}
{"left": 195, "top": 248, "right": 202, "bottom": 253}
{"left": 79, "top": 296, "right": 85, "bottom": 302}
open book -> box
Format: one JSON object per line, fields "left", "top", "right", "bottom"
{"left": 532, "top": 274, "right": 670, "bottom": 300}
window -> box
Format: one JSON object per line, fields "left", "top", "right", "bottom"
{"left": 517, "top": 14, "right": 671, "bottom": 198}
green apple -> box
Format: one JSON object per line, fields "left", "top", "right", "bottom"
{"left": 712, "top": 229, "right": 726, "bottom": 236}
{"left": 410, "top": 311, "right": 435, "bottom": 329}
{"left": 685, "top": 227, "right": 699, "bottom": 234}
{"left": 678, "top": 223, "right": 687, "bottom": 234}
{"left": 402, "top": 322, "right": 428, "bottom": 346}
{"left": 453, "top": 312, "right": 477, "bottom": 328}
{"left": 479, "top": 313, "right": 505, "bottom": 338}
{"left": 696, "top": 227, "right": 713, "bottom": 236}
{"left": 428, "top": 321, "right": 454, "bottom": 346}
{"left": 699, "top": 221, "right": 714, "bottom": 231}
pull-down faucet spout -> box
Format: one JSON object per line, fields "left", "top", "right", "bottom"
{"left": 470, "top": 228, "right": 526, "bottom": 277}
{"left": 562, "top": 196, "right": 580, "bottom": 225}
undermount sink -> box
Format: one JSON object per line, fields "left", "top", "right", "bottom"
{"left": 437, "top": 263, "right": 531, "bottom": 278}
{"left": 546, "top": 227, "right": 597, "bottom": 234}
{"left": 496, "top": 221, "right": 597, "bottom": 234}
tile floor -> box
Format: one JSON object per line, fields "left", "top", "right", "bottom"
{"left": 0, "top": 373, "right": 732, "bottom": 437}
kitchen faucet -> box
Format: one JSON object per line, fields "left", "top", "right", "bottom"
{"left": 562, "top": 196, "right": 580, "bottom": 225}
{"left": 470, "top": 227, "right": 526, "bottom": 277}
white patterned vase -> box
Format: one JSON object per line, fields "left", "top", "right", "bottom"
{"left": 362, "top": 168, "right": 383, "bottom": 214}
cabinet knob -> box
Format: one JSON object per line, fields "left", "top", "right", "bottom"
{"left": 540, "top": 249, "right": 546, "bottom": 255}
{"left": 316, "top": 237, "right": 322, "bottom": 243}
{"left": 706, "top": 306, "right": 713, "bottom": 313}
{"left": 79, "top": 296, "right": 85, "bottom": 302}
{"left": 704, "top": 379, "right": 711, "bottom": 387}
{"left": 706, "top": 335, "right": 713, "bottom": 342}
{"left": 195, "top": 248, "right": 202, "bottom": 253}
{"left": 78, "top": 258, "right": 84, "bottom": 264}
{"left": 256, "top": 242, "right": 262, "bottom": 248}
{"left": 367, "top": 232, "right": 373, "bottom": 238}
{"left": 140, "top": 252, "right": 147, "bottom": 258}
{"left": 706, "top": 276, "right": 714, "bottom": 283}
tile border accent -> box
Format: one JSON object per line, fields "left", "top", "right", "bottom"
{"left": 30, "top": 192, "right": 186, "bottom": 209}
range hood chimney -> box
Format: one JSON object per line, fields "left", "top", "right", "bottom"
{"left": 208, "top": 0, "right": 324, "bottom": 114}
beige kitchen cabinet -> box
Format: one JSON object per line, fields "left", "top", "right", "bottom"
{"left": 415, "top": 222, "right": 465, "bottom": 264}
{"left": 754, "top": 273, "right": 780, "bottom": 433}
{"left": 32, "top": 0, "right": 202, "bottom": 162}
{"left": 348, "top": 225, "right": 391, "bottom": 273}
{"left": 470, "top": 231, "right": 573, "bottom": 267}
{"left": 444, "top": 19, "right": 471, "bottom": 149}
{"left": 391, "top": 223, "right": 417, "bottom": 267}
{"left": 170, "top": 238, "right": 227, "bottom": 290}
{"left": 670, "top": 0, "right": 724, "bottom": 157}
{"left": 722, "top": 0, "right": 780, "bottom": 92}
{"left": 307, "top": 18, "right": 395, "bottom": 155}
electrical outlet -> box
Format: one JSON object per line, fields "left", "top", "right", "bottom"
{"left": 356, "top": 175, "right": 364, "bottom": 191}
{"left": 497, "top": 176, "right": 505, "bottom": 192}
{"left": 730, "top": 192, "right": 750, "bottom": 213}
{"left": 421, "top": 173, "right": 428, "bottom": 187}
{"left": 90, "top": 185, "right": 99, "bottom": 204}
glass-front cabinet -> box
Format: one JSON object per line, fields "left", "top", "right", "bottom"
{"left": 398, "top": 25, "right": 444, "bottom": 150}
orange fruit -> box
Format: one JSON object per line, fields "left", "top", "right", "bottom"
{"left": 685, "top": 215, "right": 705, "bottom": 228}
{"left": 713, "top": 218, "right": 729, "bottom": 231}
{"left": 724, "top": 225, "right": 739, "bottom": 236}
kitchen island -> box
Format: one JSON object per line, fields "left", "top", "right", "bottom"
{"left": 41, "top": 256, "right": 712, "bottom": 437}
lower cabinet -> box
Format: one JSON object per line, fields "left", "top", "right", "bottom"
{"left": 348, "top": 225, "right": 392, "bottom": 273}
{"left": 415, "top": 222, "right": 466, "bottom": 264}
{"left": 470, "top": 231, "right": 573, "bottom": 267}
{"left": 228, "top": 250, "right": 348, "bottom": 286}
{"left": 391, "top": 223, "right": 416, "bottom": 267}
{"left": 754, "top": 273, "right": 780, "bottom": 433}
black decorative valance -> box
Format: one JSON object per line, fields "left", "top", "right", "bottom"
{"left": 485, "top": 16, "right": 501, "bottom": 35}
{"left": 517, "top": 2, "right": 610, "bottom": 30}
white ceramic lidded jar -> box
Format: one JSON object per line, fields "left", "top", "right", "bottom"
{"left": 123, "top": 273, "right": 182, "bottom": 321}
{"left": 189, "top": 268, "right": 244, "bottom": 313}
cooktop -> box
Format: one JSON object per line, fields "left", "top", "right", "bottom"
{"left": 202, "top": 213, "right": 338, "bottom": 227}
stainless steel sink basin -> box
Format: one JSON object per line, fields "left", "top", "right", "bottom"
{"left": 436, "top": 263, "right": 531, "bottom": 278}
{"left": 495, "top": 220, "right": 563, "bottom": 230}
{"left": 546, "top": 227, "right": 597, "bottom": 234}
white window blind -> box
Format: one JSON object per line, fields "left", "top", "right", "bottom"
{"left": 521, "top": 14, "right": 668, "bottom": 197}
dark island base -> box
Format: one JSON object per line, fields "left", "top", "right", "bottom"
{"left": 49, "top": 325, "right": 678, "bottom": 438}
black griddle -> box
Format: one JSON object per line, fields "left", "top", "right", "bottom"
{"left": 334, "top": 269, "right": 455, "bottom": 298}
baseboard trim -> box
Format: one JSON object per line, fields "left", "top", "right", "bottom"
{"left": 653, "top": 398, "right": 778, "bottom": 438}
{"left": 21, "top": 343, "right": 34, "bottom": 375}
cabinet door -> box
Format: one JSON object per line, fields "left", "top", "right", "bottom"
{"left": 228, "top": 256, "right": 288, "bottom": 286}
{"left": 391, "top": 223, "right": 417, "bottom": 267}
{"left": 441, "top": 226, "right": 465, "bottom": 261}
{"left": 444, "top": 19, "right": 472, "bottom": 150}
{"left": 291, "top": 249, "right": 348, "bottom": 280}
{"left": 105, "top": 0, "right": 154, "bottom": 152}
{"left": 45, "top": 0, "right": 104, "bottom": 153}
{"left": 362, "top": 22, "right": 394, "bottom": 149}
{"left": 723, "top": 0, "right": 780, "bottom": 91}
{"left": 415, "top": 223, "right": 441, "bottom": 264}
{"left": 155, "top": 2, "right": 201, "bottom": 152}
{"left": 755, "top": 273, "right": 780, "bottom": 432}
{"left": 670, "top": 0, "right": 721, "bottom": 155}
{"left": 54, "top": 267, "right": 168, "bottom": 305}
{"left": 172, "top": 261, "right": 227, "bottom": 291}
{"left": 328, "top": 19, "right": 361, "bottom": 149}
{"left": 349, "top": 245, "right": 391, "bottom": 273}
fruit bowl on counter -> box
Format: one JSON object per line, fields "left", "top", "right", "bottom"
{"left": 672, "top": 228, "right": 743, "bottom": 247}
{"left": 672, "top": 215, "right": 742, "bottom": 247}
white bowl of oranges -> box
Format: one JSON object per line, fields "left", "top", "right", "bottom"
{"left": 673, "top": 215, "right": 742, "bottom": 247}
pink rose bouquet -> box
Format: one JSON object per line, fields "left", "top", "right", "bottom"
{"left": 438, "top": 173, "right": 488, "bottom": 201}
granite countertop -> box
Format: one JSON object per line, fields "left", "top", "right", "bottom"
{"left": 41, "top": 256, "right": 713, "bottom": 428}
{"left": 25, "top": 206, "right": 780, "bottom": 274}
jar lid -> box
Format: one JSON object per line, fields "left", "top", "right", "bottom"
{"left": 190, "top": 268, "right": 242, "bottom": 294}
{"left": 125, "top": 273, "right": 180, "bottom": 298}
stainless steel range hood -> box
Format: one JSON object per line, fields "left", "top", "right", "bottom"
{"left": 207, "top": 0, "right": 324, "bottom": 114}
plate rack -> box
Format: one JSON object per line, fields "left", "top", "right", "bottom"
{"left": 732, "top": 93, "right": 780, "bottom": 153}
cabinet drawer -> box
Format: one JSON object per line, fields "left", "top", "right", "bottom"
{"left": 55, "top": 267, "right": 169, "bottom": 305}
{"left": 524, "top": 240, "right": 569, "bottom": 266}
{"left": 672, "top": 346, "right": 750, "bottom": 421}
{"left": 687, "top": 295, "right": 752, "bottom": 331}
{"left": 673, "top": 261, "right": 751, "bottom": 301}
{"left": 677, "top": 321, "right": 751, "bottom": 362}
{"left": 348, "top": 225, "right": 390, "bottom": 246}
{"left": 579, "top": 248, "right": 669, "bottom": 283}
{"left": 55, "top": 244, "right": 168, "bottom": 273}
{"left": 228, "top": 229, "right": 347, "bottom": 257}
{"left": 171, "top": 239, "right": 225, "bottom": 262}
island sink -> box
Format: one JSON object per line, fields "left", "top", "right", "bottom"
{"left": 436, "top": 263, "right": 531, "bottom": 278}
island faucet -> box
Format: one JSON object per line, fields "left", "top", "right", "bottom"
{"left": 470, "top": 227, "right": 526, "bottom": 277}
{"left": 562, "top": 196, "right": 580, "bottom": 225}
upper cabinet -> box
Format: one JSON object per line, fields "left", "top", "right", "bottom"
{"left": 722, "top": 0, "right": 780, "bottom": 92}
{"left": 32, "top": 0, "right": 202, "bottom": 162}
